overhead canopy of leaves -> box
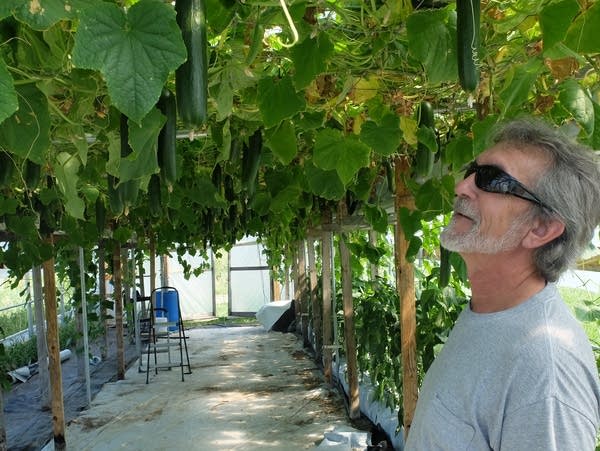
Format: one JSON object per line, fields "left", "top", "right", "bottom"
{"left": 0, "top": 0, "right": 598, "bottom": 275}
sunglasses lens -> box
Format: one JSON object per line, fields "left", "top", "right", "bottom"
{"left": 466, "top": 163, "right": 514, "bottom": 194}
{"left": 479, "top": 166, "right": 510, "bottom": 193}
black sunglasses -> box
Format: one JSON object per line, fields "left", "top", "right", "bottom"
{"left": 463, "top": 161, "right": 554, "bottom": 212}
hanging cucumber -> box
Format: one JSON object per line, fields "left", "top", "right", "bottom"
{"left": 246, "top": 11, "right": 264, "bottom": 65}
{"left": 414, "top": 101, "right": 436, "bottom": 178}
{"left": 148, "top": 174, "right": 162, "bottom": 218}
{"left": 241, "top": 129, "right": 262, "bottom": 197}
{"left": 439, "top": 245, "right": 452, "bottom": 288}
{"left": 24, "top": 160, "right": 41, "bottom": 190}
{"left": 0, "top": 151, "right": 14, "bottom": 187}
{"left": 383, "top": 159, "right": 395, "bottom": 194}
{"left": 119, "top": 114, "right": 140, "bottom": 212}
{"left": 95, "top": 196, "right": 107, "bottom": 235}
{"left": 224, "top": 174, "right": 234, "bottom": 202}
{"left": 456, "top": 0, "right": 480, "bottom": 92}
{"left": 175, "top": 0, "right": 208, "bottom": 127}
{"left": 157, "top": 88, "right": 177, "bottom": 190}
{"left": 107, "top": 174, "right": 124, "bottom": 217}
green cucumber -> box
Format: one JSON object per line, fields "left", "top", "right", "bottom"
{"left": 0, "top": 151, "right": 14, "bottom": 187}
{"left": 95, "top": 196, "right": 107, "bottom": 235}
{"left": 107, "top": 174, "right": 124, "bottom": 216}
{"left": 157, "top": 88, "right": 178, "bottom": 190}
{"left": 175, "top": 0, "right": 208, "bottom": 127}
{"left": 242, "top": 129, "right": 262, "bottom": 197}
{"left": 456, "top": 0, "right": 480, "bottom": 92}
{"left": 417, "top": 101, "right": 434, "bottom": 128}
{"left": 24, "top": 160, "right": 41, "bottom": 190}
{"left": 414, "top": 101, "right": 436, "bottom": 178}
{"left": 383, "top": 159, "right": 395, "bottom": 194}
{"left": 246, "top": 10, "right": 264, "bottom": 65}
{"left": 119, "top": 114, "right": 140, "bottom": 212}
{"left": 148, "top": 174, "right": 162, "bottom": 218}
{"left": 439, "top": 245, "right": 451, "bottom": 288}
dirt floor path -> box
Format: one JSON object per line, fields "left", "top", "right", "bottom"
{"left": 40, "top": 326, "right": 356, "bottom": 450}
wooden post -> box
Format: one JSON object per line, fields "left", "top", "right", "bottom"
{"left": 307, "top": 238, "right": 322, "bottom": 361}
{"left": 321, "top": 229, "right": 333, "bottom": 384}
{"left": 394, "top": 156, "right": 418, "bottom": 438}
{"left": 113, "top": 241, "right": 125, "bottom": 380}
{"left": 338, "top": 231, "right": 360, "bottom": 420}
{"left": 297, "top": 241, "right": 309, "bottom": 348}
{"left": 32, "top": 265, "right": 50, "bottom": 409}
{"left": 42, "top": 249, "right": 66, "bottom": 450}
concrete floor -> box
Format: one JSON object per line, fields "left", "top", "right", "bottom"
{"left": 42, "top": 326, "right": 355, "bottom": 451}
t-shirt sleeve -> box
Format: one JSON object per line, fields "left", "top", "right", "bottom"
{"left": 500, "top": 396, "right": 598, "bottom": 451}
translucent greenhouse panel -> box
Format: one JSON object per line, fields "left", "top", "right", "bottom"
{"left": 141, "top": 249, "right": 215, "bottom": 318}
{"left": 229, "top": 236, "right": 266, "bottom": 267}
{"left": 229, "top": 237, "right": 271, "bottom": 315}
{"left": 229, "top": 269, "right": 271, "bottom": 315}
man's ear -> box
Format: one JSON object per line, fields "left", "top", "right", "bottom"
{"left": 522, "top": 218, "right": 565, "bottom": 249}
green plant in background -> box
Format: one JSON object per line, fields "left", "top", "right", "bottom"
{"left": 0, "top": 306, "right": 29, "bottom": 339}
{"left": 353, "top": 278, "right": 402, "bottom": 410}
{"left": 0, "top": 318, "right": 79, "bottom": 373}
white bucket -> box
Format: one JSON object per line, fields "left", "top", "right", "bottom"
{"left": 155, "top": 317, "right": 168, "bottom": 334}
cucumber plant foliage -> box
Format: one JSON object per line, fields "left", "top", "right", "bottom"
{"left": 0, "top": 2, "right": 597, "bottom": 376}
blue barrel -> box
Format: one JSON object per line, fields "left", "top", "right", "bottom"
{"left": 155, "top": 290, "right": 179, "bottom": 331}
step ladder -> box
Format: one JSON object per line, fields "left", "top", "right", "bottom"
{"left": 144, "top": 286, "right": 191, "bottom": 383}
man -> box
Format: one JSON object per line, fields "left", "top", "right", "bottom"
{"left": 405, "top": 118, "right": 600, "bottom": 450}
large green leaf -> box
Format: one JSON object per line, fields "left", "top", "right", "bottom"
{"left": 564, "top": 1, "right": 600, "bottom": 54}
{"left": 121, "top": 108, "right": 164, "bottom": 181}
{"left": 0, "top": 58, "right": 17, "bottom": 125}
{"left": 313, "top": 129, "right": 371, "bottom": 186}
{"left": 205, "top": 0, "right": 237, "bottom": 34}
{"left": 55, "top": 151, "right": 85, "bottom": 219}
{"left": 558, "top": 79, "right": 594, "bottom": 136}
{"left": 291, "top": 33, "right": 334, "bottom": 89}
{"left": 498, "top": 59, "right": 544, "bottom": 115}
{"left": 71, "top": 0, "right": 186, "bottom": 124}
{"left": 0, "top": 2, "right": 16, "bottom": 19}
{"left": 359, "top": 113, "right": 402, "bottom": 156}
{"left": 0, "top": 83, "right": 50, "bottom": 164}
{"left": 406, "top": 8, "right": 457, "bottom": 84}
{"left": 257, "top": 76, "right": 306, "bottom": 128}
{"left": 472, "top": 115, "right": 498, "bottom": 156}
{"left": 12, "top": 0, "right": 93, "bottom": 30}
{"left": 304, "top": 161, "right": 345, "bottom": 200}
{"left": 539, "top": 0, "right": 579, "bottom": 51}
{"left": 265, "top": 120, "right": 298, "bottom": 165}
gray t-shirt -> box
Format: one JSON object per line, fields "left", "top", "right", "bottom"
{"left": 405, "top": 283, "right": 600, "bottom": 450}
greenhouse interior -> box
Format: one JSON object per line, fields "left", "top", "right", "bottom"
{"left": 0, "top": 0, "right": 599, "bottom": 450}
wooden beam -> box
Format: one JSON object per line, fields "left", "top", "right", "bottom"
{"left": 297, "top": 241, "right": 310, "bottom": 348}
{"left": 321, "top": 230, "right": 333, "bottom": 384}
{"left": 32, "top": 265, "right": 50, "bottom": 409}
{"left": 307, "top": 238, "right": 322, "bottom": 362}
{"left": 394, "top": 156, "right": 418, "bottom": 438}
{"left": 339, "top": 231, "right": 360, "bottom": 420}
{"left": 42, "top": 249, "right": 66, "bottom": 450}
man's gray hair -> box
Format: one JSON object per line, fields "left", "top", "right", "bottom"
{"left": 491, "top": 117, "right": 600, "bottom": 282}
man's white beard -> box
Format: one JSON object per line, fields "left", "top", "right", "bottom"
{"left": 441, "top": 198, "right": 531, "bottom": 254}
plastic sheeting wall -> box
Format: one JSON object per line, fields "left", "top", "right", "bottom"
{"left": 229, "top": 237, "right": 271, "bottom": 314}
{"left": 142, "top": 251, "right": 215, "bottom": 318}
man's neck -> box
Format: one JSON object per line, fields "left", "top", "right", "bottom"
{"left": 463, "top": 252, "right": 547, "bottom": 313}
